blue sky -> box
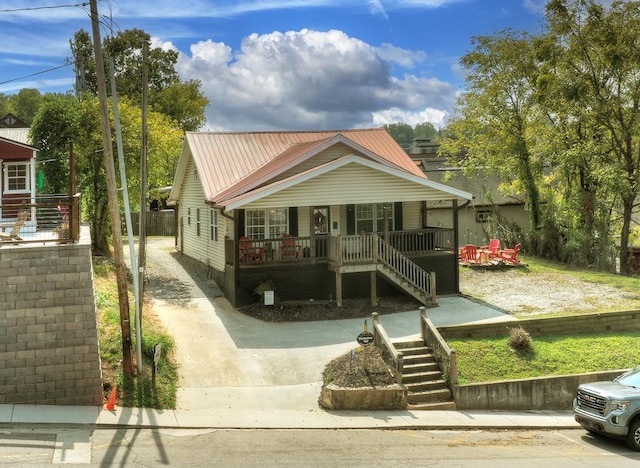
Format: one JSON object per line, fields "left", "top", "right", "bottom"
{"left": 0, "top": 0, "right": 550, "bottom": 131}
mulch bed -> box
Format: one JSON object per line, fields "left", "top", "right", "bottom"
{"left": 237, "top": 296, "right": 424, "bottom": 322}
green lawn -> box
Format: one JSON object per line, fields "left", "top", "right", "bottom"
{"left": 452, "top": 256, "right": 640, "bottom": 384}
{"left": 449, "top": 332, "right": 640, "bottom": 384}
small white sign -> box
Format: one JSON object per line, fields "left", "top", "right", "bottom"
{"left": 264, "top": 290, "right": 275, "bottom": 306}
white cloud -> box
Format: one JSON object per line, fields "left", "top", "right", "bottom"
{"left": 176, "top": 29, "right": 457, "bottom": 131}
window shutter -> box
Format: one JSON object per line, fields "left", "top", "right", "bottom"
{"left": 289, "top": 207, "right": 298, "bottom": 236}
{"left": 347, "top": 204, "right": 355, "bottom": 235}
{"left": 394, "top": 202, "right": 403, "bottom": 231}
{"left": 237, "top": 209, "right": 245, "bottom": 236}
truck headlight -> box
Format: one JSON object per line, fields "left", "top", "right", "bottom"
{"left": 611, "top": 400, "right": 630, "bottom": 411}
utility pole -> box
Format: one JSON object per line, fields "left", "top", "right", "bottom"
{"left": 137, "top": 41, "right": 149, "bottom": 345}
{"left": 90, "top": 0, "right": 134, "bottom": 376}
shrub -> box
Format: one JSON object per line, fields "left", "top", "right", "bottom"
{"left": 508, "top": 326, "right": 533, "bottom": 351}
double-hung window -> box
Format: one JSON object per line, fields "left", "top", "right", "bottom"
{"left": 246, "top": 208, "right": 288, "bottom": 239}
{"left": 355, "top": 203, "right": 393, "bottom": 233}
{"left": 210, "top": 209, "right": 218, "bottom": 242}
{"left": 4, "top": 162, "right": 30, "bottom": 193}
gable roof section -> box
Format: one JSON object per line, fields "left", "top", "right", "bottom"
{"left": 169, "top": 128, "right": 424, "bottom": 205}
{"left": 220, "top": 155, "right": 472, "bottom": 210}
{"left": 0, "top": 128, "right": 34, "bottom": 149}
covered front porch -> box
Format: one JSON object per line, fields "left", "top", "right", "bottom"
{"left": 226, "top": 227, "right": 455, "bottom": 307}
{"left": 227, "top": 228, "right": 454, "bottom": 267}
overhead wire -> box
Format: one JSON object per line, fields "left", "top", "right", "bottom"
{"left": 0, "top": 0, "right": 117, "bottom": 88}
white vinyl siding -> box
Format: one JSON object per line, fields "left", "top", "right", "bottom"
{"left": 177, "top": 157, "right": 226, "bottom": 270}
{"left": 238, "top": 163, "right": 450, "bottom": 210}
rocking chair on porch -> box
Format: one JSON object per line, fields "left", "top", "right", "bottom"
{"left": 239, "top": 236, "right": 263, "bottom": 263}
{"left": 280, "top": 234, "right": 301, "bottom": 260}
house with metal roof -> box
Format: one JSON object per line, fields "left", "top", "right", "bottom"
{"left": 0, "top": 115, "right": 38, "bottom": 233}
{"left": 168, "top": 128, "right": 472, "bottom": 308}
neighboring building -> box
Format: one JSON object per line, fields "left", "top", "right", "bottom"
{"left": 0, "top": 115, "right": 37, "bottom": 231}
{"left": 407, "top": 138, "right": 529, "bottom": 248}
{"left": 168, "top": 129, "right": 472, "bottom": 308}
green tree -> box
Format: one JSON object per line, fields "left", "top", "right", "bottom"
{"left": 414, "top": 122, "right": 438, "bottom": 140}
{"left": 384, "top": 123, "right": 414, "bottom": 151}
{"left": 8, "top": 88, "right": 43, "bottom": 124}
{"left": 71, "top": 28, "right": 208, "bottom": 130}
{"left": 31, "top": 93, "right": 183, "bottom": 255}
{"left": 0, "top": 93, "right": 10, "bottom": 118}
{"left": 544, "top": 0, "right": 640, "bottom": 275}
{"left": 441, "top": 29, "right": 547, "bottom": 252}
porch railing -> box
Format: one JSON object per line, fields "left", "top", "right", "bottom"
{"left": 231, "top": 227, "right": 454, "bottom": 267}
{"left": 376, "top": 236, "right": 434, "bottom": 300}
{"left": 0, "top": 194, "right": 81, "bottom": 245}
{"left": 228, "top": 235, "right": 330, "bottom": 265}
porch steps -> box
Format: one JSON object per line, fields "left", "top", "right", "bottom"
{"left": 377, "top": 264, "right": 434, "bottom": 307}
{"left": 393, "top": 339, "right": 456, "bottom": 410}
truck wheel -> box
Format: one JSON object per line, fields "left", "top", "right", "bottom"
{"left": 627, "top": 419, "right": 640, "bottom": 451}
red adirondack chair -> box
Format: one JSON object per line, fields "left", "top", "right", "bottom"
{"left": 459, "top": 244, "right": 480, "bottom": 264}
{"left": 239, "top": 236, "right": 263, "bottom": 263}
{"left": 480, "top": 239, "right": 501, "bottom": 259}
{"left": 280, "top": 234, "right": 301, "bottom": 260}
{"left": 499, "top": 244, "right": 521, "bottom": 264}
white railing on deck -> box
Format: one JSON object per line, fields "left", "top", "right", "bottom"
{"left": 376, "top": 236, "right": 432, "bottom": 298}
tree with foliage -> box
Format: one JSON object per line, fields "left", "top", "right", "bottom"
{"left": 384, "top": 123, "right": 414, "bottom": 150}
{"left": 30, "top": 93, "right": 183, "bottom": 255}
{"left": 440, "top": 29, "right": 547, "bottom": 253}
{"left": 71, "top": 28, "right": 208, "bottom": 131}
{"left": 8, "top": 89, "right": 43, "bottom": 124}
{"left": 543, "top": 0, "right": 640, "bottom": 275}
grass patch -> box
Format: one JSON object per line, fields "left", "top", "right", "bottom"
{"left": 94, "top": 258, "right": 178, "bottom": 409}
{"left": 448, "top": 331, "right": 640, "bottom": 384}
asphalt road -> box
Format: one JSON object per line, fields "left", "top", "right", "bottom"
{"left": 2, "top": 427, "right": 639, "bottom": 467}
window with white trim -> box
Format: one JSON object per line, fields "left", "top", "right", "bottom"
{"left": 246, "top": 208, "right": 288, "bottom": 239}
{"left": 355, "top": 203, "right": 393, "bottom": 233}
{"left": 210, "top": 208, "right": 218, "bottom": 242}
{"left": 196, "top": 208, "right": 201, "bottom": 236}
{"left": 4, "top": 162, "right": 30, "bottom": 193}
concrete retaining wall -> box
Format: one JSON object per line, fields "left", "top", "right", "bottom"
{"left": 319, "top": 383, "right": 407, "bottom": 410}
{"left": 0, "top": 235, "right": 103, "bottom": 406}
{"left": 454, "top": 370, "right": 626, "bottom": 410}
{"left": 439, "top": 309, "right": 640, "bottom": 339}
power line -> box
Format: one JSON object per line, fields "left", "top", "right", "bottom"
{"left": 0, "top": 2, "right": 89, "bottom": 13}
{"left": 0, "top": 61, "right": 73, "bottom": 86}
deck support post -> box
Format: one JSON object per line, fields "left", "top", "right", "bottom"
{"left": 370, "top": 270, "right": 377, "bottom": 306}
{"left": 335, "top": 271, "right": 343, "bottom": 307}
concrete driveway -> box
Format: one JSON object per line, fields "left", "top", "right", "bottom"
{"left": 135, "top": 237, "right": 514, "bottom": 410}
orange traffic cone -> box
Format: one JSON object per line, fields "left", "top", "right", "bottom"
{"left": 105, "top": 386, "right": 117, "bottom": 410}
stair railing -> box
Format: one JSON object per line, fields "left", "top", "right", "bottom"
{"left": 375, "top": 235, "right": 436, "bottom": 304}
{"left": 372, "top": 312, "right": 404, "bottom": 384}
{"left": 419, "top": 307, "right": 457, "bottom": 385}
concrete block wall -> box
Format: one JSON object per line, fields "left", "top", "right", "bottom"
{"left": 0, "top": 238, "right": 103, "bottom": 406}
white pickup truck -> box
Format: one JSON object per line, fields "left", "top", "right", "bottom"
{"left": 573, "top": 366, "right": 640, "bottom": 451}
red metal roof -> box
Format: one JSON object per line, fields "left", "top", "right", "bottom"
{"left": 185, "top": 128, "right": 426, "bottom": 203}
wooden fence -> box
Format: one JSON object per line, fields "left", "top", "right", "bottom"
{"left": 126, "top": 210, "right": 175, "bottom": 236}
